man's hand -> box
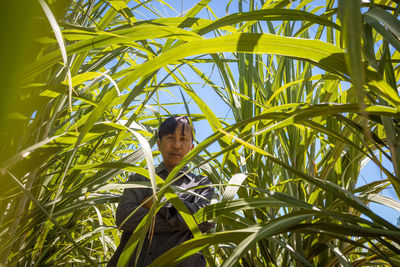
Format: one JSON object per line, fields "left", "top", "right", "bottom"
{"left": 142, "top": 196, "right": 153, "bottom": 209}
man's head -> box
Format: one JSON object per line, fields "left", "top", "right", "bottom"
{"left": 157, "top": 116, "right": 194, "bottom": 172}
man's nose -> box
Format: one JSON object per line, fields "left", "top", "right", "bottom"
{"left": 172, "top": 139, "right": 182, "bottom": 149}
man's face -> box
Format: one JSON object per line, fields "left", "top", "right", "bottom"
{"left": 157, "top": 124, "right": 194, "bottom": 172}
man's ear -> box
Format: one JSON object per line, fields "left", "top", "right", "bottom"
{"left": 157, "top": 139, "right": 161, "bottom": 149}
{"left": 190, "top": 143, "right": 194, "bottom": 150}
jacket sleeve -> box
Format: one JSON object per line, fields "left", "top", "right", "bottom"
{"left": 184, "top": 176, "right": 214, "bottom": 214}
{"left": 115, "top": 173, "right": 176, "bottom": 233}
{"left": 157, "top": 175, "right": 215, "bottom": 233}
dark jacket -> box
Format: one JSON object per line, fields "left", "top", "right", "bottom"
{"left": 108, "top": 163, "right": 214, "bottom": 266}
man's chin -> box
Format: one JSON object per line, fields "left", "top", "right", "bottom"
{"left": 168, "top": 155, "right": 182, "bottom": 162}
{"left": 165, "top": 160, "right": 181, "bottom": 170}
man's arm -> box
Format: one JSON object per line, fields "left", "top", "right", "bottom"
{"left": 116, "top": 173, "right": 183, "bottom": 233}
{"left": 117, "top": 173, "right": 215, "bottom": 233}
{"left": 115, "top": 173, "right": 151, "bottom": 232}
{"left": 158, "top": 175, "right": 215, "bottom": 232}
{"left": 181, "top": 176, "right": 214, "bottom": 214}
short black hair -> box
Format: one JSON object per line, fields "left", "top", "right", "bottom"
{"left": 158, "top": 116, "right": 194, "bottom": 141}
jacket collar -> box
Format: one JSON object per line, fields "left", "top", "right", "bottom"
{"left": 156, "top": 162, "right": 190, "bottom": 179}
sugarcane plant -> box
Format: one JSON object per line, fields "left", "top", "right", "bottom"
{"left": 1, "top": 0, "right": 400, "bottom": 266}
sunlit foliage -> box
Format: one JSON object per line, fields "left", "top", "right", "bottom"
{"left": 1, "top": 0, "right": 400, "bottom": 266}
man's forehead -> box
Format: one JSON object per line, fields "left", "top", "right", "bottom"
{"left": 168, "top": 125, "right": 191, "bottom": 135}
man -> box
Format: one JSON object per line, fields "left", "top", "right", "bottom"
{"left": 108, "top": 116, "right": 214, "bottom": 266}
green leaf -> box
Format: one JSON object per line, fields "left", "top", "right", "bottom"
{"left": 222, "top": 173, "right": 250, "bottom": 200}
{"left": 118, "top": 33, "right": 349, "bottom": 92}
{"left": 24, "top": 25, "right": 203, "bottom": 79}
{"left": 195, "top": 9, "right": 340, "bottom": 35}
